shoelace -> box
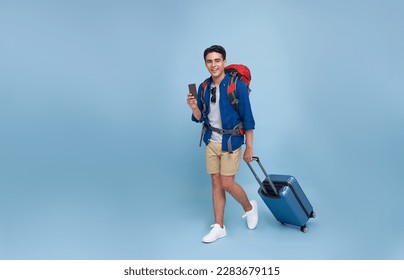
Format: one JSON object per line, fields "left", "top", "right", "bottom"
{"left": 242, "top": 208, "right": 254, "bottom": 218}
{"left": 210, "top": 224, "right": 222, "bottom": 229}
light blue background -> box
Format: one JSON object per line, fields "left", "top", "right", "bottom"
{"left": 1, "top": 0, "right": 403, "bottom": 259}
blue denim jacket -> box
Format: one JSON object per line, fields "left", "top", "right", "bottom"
{"left": 192, "top": 74, "right": 255, "bottom": 152}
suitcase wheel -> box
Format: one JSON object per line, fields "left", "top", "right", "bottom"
{"left": 310, "top": 211, "right": 316, "bottom": 218}
{"left": 300, "top": 225, "right": 309, "bottom": 233}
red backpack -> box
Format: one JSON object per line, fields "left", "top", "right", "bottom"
{"left": 200, "top": 64, "right": 251, "bottom": 114}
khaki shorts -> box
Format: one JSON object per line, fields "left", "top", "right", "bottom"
{"left": 206, "top": 142, "right": 242, "bottom": 176}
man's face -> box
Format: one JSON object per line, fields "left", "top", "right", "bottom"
{"left": 205, "top": 52, "right": 226, "bottom": 80}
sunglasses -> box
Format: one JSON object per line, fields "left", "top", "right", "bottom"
{"left": 211, "top": 87, "right": 216, "bottom": 103}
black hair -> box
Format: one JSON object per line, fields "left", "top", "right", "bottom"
{"left": 203, "top": 45, "right": 226, "bottom": 61}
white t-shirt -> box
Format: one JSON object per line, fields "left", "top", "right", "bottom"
{"left": 208, "top": 85, "right": 223, "bottom": 143}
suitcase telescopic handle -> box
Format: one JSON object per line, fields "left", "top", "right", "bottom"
{"left": 247, "top": 157, "right": 279, "bottom": 196}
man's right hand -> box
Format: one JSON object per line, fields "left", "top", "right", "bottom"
{"left": 186, "top": 93, "right": 198, "bottom": 109}
{"left": 187, "top": 93, "right": 202, "bottom": 121}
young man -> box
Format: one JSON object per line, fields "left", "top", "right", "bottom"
{"left": 186, "top": 45, "right": 258, "bottom": 243}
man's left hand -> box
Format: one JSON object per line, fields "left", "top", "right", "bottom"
{"left": 243, "top": 147, "right": 253, "bottom": 163}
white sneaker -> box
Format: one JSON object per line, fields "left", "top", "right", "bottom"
{"left": 202, "top": 224, "right": 227, "bottom": 243}
{"left": 242, "top": 200, "right": 258, "bottom": 229}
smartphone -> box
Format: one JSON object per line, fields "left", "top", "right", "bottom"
{"left": 188, "top": 83, "right": 197, "bottom": 99}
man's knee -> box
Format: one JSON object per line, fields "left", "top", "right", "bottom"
{"left": 220, "top": 175, "right": 235, "bottom": 192}
{"left": 211, "top": 173, "right": 221, "bottom": 188}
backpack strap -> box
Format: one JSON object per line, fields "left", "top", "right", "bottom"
{"left": 203, "top": 122, "right": 244, "bottom": 153}
{"left": 227, "top": 74, "right": 239, "bottom": 112}
{"left": 199, "top": 80, "right": 209, "bottom": 148}
{"left": 200, "top": 78, "right": 209, "bottom": 116}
